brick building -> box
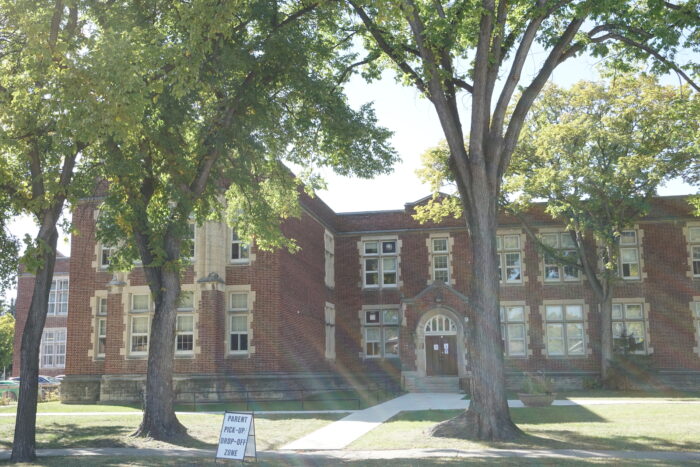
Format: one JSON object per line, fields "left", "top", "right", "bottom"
{"left": 12, "top": 194, "right": 700, "bottom": 400}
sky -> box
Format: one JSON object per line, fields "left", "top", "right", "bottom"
{"left": 4, "top": 49, "right": 697, "bottom": 302}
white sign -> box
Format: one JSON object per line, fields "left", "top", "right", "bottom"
{"left": 216, "top": 412, "right": 256, "bottom": 460}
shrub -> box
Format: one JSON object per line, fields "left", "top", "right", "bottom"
{"left": 522, "top": 371, "right": 554, "bottom": 395}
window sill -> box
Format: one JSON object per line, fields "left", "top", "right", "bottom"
{"left": 175, "top": 354, "right": 195, "bottom": 359}
{"left": 230, "top": 260, "right": 251, "bottom": 265}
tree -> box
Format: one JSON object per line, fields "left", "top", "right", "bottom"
{"left": 504, "top": 74, "right": 698, "bottom": 381}
{"left": 91, "top": 1, "right": 396, "bottom": 440}
{"left": 346, "top": 0, "right": 699, "bottom": 440}
{"left": 0, "top": 1, "right": 101, "bottom": 461}
{"left": 0, "top": 312, "right": 14, "bottom": 378}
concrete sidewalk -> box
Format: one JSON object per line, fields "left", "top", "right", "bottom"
{"left": 1, "top": 447, "right": 700, "bottom": 463}
{"left": 282, "top": 393, "right": 467, "bottom": 450}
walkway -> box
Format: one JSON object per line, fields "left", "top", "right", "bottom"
{"left": 281, "top": 393, "right": 700, "bottom": 450}
{"left": 1, "top": 447, "right": 700, "bottom": 463}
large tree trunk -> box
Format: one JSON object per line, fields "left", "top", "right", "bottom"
{"left": 600, "top": 291, "right": 614, "bottom": 382}
{"left": 431, "top": 180, "right": 521, "bottom": 441}
{"left": 11, "top": 225, "right": 59, "bottom": 462}
{"left": 133, "top": 239, "right": 186, "bottom": 440}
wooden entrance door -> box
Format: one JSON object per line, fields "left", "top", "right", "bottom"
{"left": 425, "top": 335, "right": 458, "bottom": 376}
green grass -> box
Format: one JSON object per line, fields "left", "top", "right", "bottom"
{"left": 1, "top": 457, "right": 697, "bottom": 466}
{"left": 348, "top": 403, "right": 700, "bottom": 452}
{"left": 0, "top": 412, "right": 343, "bottom": 452}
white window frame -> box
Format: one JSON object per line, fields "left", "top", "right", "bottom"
{"left": 612, "top": 302, "right": 648, "bottom": 355}
{"left": 688, "top": 226, "right": 700, "bottom": 278}
{"left": 325, "top": 303, "right": 336, "bottom": 360}
{"left": 100, "top": 245, "right": 114, "bottom": 269}
{"left": 175, "top": 291, "right": 195, "bottom": 355}
{"left": 48, "top": 278, "right": 69, "bottom": 316}
{"left": 496, "top": 234, "right": 523, "bottom": 284}
{"left": 228, "top": 292, "right": 250, "bottom": 354}
{"left": 129, "top": 294, "right": 151, "bottom": 356}
{"left": 693, "top": 300, "right": 700, "bottom": 356}
{"left": 324, "top": 230, "right": 335, "bottom": 288}
{"left": 362, "top": 239, "right": 399, "bottom": 288}
{"left": 231, "top": 232, "right": 250, "bottom": 264}
{"left": 543, "top": 304, "right": 586, "bottom": 357}
{"left": 619, "top": 229, "right": 641, "bottom": 280}
{"left": 541, "top": 232, "right": 580, "bottom": 282}
{"left": 185, "top": 223, "right": 196, "bottom": 261}
{"left": 40, "top": 328, "right": 67, "bottom": 369}
{"left": 430, "top": 237, "right": 450, "bottom": 283}
{"left": 96, "top": 317, "right": 107, "bottom": 359}
{"left": 363, "top": 308, "right": 400, "bottom": 358}
{"left": 500, "top": 305, "right": 527, "bottom": 357}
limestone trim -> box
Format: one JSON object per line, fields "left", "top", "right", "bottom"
{"left": 413, "top": 306, "right": 468, "bottom": 378}
{"left": 426, "top": 233, "right": 456, "bottom": 286}
{"left": 611, "top": 297, "right": 653, "bottom": 355}
{"left": 539, "top": 299, "right": 591, "bottom": 358}
{"left": 500, "top": 300, "right": 532, "bottom": 357}
{"left": 683, "top": 221, "right": 700, "bottom": 280}
{"left": 224, "top": 285, "right": 256, "bottom": 357}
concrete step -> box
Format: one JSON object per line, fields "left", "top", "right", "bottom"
{"left": 404, "top": 376, "right": 461, "bottom": 393}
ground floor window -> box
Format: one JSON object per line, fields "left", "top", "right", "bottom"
{"left": 229, "top": 315, "right": 248, "bottom": 353}
{"left": 612, "top": 303, "right": 647, "bottom": 354}
{"left": 500, "top": 305, "right": 527, "bottom": 357}
{"left": 363, "top": 308, "right": 399, "bottom": 358}
{"left": 130, "top": 315, "right": 150, "bottom": 355}
{"left": 40, "top": 328, "right": 66, "bottom": 369}
{"left": 544, "top": 304, "right": 585, "bottom": 356}
{"left": 96, "top": 318, "right": 107, "bottom": 358}
{"left": 176, "top": 315, "right": 194, "bottom": 354}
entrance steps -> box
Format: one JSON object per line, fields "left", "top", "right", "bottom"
{"left": 403, "top": 375, "right": 462, "bottom": 393}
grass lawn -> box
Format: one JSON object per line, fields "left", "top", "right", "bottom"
{"left": 2, "top": 457, "right": 696, "bottom": 466}
{"left": 0, "top": 412, "right": 343, "bottom": 452}
{"left": 348, "top": 403, "right": 700, "bottom": 452}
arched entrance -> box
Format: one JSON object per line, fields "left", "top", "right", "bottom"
{"left": 424, "top": 315, "right": 458, "bottom": 376}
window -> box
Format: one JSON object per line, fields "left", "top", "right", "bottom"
{"left": 324, "top": 231, "right": 335, "bottom": 288}
{"left": 129, "top": 294, "right": 150, "bottom": 356}
{"left": 500, "top": 306, "right": 527, "bottom": 357}
{"left": 544, "top": 304, "right": 585, "bottom": 356}
{"left": 186, "top": 224, "right": 196, "bottom": 260}
{"left": 362, "top": 240, "right": 398, "bottom": 287}
{"left": 48, "top": 278, "right": 69, "bottom": 315}
{"left": 430, "top": 237, "right": 450, "bottom": 283}
{"left": 40, "top": 328, "right": 66, "bottom": 369}
{"left": 688, "top": 227, "right": 700, "bottom": 277}
{"left": 325, "top": 303, "right": 336, "bottom": 360}
{"left": 96, "top": 297, "right": 107, "bottom": 359}
{"left": 229, "top": 293, "right": 249, "bottom": 354}
{"left": 363, "top": 309, "right": 399, "bottom": 358}
{"left": 693, "top": 302, "right": 700, "bottom": 354}
{"left": 98, "top": 297, "right": 108, "bottom": 316}
{"left": 612, "top": 303, "right": 647, "bottom": 354}
{"left": 541, "top": 232, "right": 579, "bottom": 282}
{"left": 496, "top": 234, "right": 522, "bottom": 283}
{"left": 619, "top": 230, "right": 641, "bottom": 279}
{"left": 175, "top": 291, "right": 194, "bottom": 354}
{"left": 100, "top": 245, "right": 113, "bottom": 269}
{"left": 231, "top": 232, "right": 250, "bottom": 263}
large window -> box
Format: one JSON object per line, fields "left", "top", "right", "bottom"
{"left": 430, "top": 237, "right": 450, "bottom": 283}
{"left": 688, "top": 226, "right": 700, "bottom": 277}
{"left": 544, "top": 304, "right": 585, "bottom": 356}
{"left": 231, "top": 232, "right": 250, "bottom": 263}
{"left": 362, "top": 240, "right": 398, "bottom": 288}
{"left": 500, "top": 305, "right": 527, "bottom": 357}
{"left": 229, "top": 292, "right": 249, "bottom": 354}
{"left": 612, "top": 303, "right": 647, "bottom": 354}
{"left": 175, "top": 291, "right": 194, "bottom": 355}
{"left": 541, "top": 232, "right": 579, "bottom": 282}
{"left": 129, "top": 294, "right": 150, "bottom": 356}
{"left": 48, "top": 278, "right": 69, "bottom": 315}
{"left": 496, "top": 234, "right": 522, "bottom": 284}
{"left": 363, "top": 308, "right": 399, "bottom": 358}
{"left": 40, "top": 328, "right": 66, "bottom": 369}
{"left": 619, "top": 230, "right": 641, "bottom": 280}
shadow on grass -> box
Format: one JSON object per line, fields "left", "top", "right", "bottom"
{"left": 510, "top": 406, "right": 605, "bottom": 424}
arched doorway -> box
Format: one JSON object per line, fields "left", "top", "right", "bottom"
{"left": 424, "top": 315, "right": 458, "bottom": 376}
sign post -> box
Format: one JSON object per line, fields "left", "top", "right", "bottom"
{"left": 216, "top": 411, "right": 256, "bottom": 462}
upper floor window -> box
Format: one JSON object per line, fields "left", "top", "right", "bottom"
{"left": 48, "top": 278, "right": 69, "bottom": 315}
{"left": 100, "top": 245, "right": 113, "bottom": 269}
{"left": 324, "top": 230, "right": 335, "bottom": 288}
{"left": 430, "top": 237, "right": 450, "bottom": 283}
{"left": 544, "top": 304, "right": 585, "bottom": 357}
{"left": 688, "top": 226, "right": 700, "bottom": 277}
{"left": 541, "top": 232, "right": 579, "bottom": 282}
{"left": 500, "top": 305, "right": 527, "bottom": 357}
{"left": 612, "top": 302, "right": 647, "bottom": 354}
{"left": 496, "top": 234, "right": 522, "bottom": 284}
{"left": 619, "top": 229, "right": 641, "bottom": 280}
{"left": 231, "top": 232, "right": 250, "bottom": 263}
{"left": 186, "top": 224, "right": 195, "bottom": 260}
{"left": 363, "top": 240, "right": 398, "bottom": 288}
{"left": 363, "top": 308, "right": 399, "bottom": 358}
